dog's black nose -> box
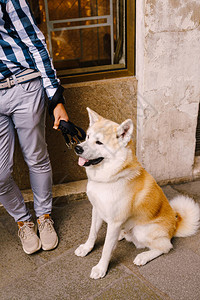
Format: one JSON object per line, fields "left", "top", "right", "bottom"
{"left": 75, "top": 145, "right": 84, "bottom": 154}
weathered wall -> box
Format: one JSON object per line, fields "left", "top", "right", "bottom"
{"left": 13, "top": 77, "right": 137, "bottom": 189}
{"left": 13, "top": 0, "right": 200, "bottom": 189}
{"left": 136, "top": 0, "right": 200, "bottom": 183}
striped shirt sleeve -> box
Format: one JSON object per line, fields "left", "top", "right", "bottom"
{"left": 6, "top": 0, "right": 60, "bottom": 99}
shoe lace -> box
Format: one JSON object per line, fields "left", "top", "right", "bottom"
{"left": 18, "top": 222, "right": 35, "bottom": 239}
{"left": 38, "top": 218, "right": 54, "bottom": 232}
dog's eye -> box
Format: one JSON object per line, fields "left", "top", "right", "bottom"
{"left": 96, "top": 141, "right": 103, "bottom": 145}
{"left": 87, "top": 135, "right": 89, "bottom": 139}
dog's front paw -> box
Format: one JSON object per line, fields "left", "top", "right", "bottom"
{"left": 90, "top": 264, "right": 107, "bottom": 279}
{"left": 133, "top": 252, "right": 149, "bottom": 266}
{"left": 74, "top": 244, "right": 92, "bottom": 257}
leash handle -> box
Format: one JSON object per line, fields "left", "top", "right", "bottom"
{"left": 58, "top": 120, "right": 86, "bottom": 148}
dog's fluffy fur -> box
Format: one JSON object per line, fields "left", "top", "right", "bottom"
{"left": 74, "top": 108, "right": 200, "bottom": 279}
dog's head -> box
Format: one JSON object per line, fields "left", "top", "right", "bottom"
{"left": 75, "top": 108, "right": 134, "bottom": 169}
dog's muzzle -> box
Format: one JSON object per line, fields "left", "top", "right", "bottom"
{"left": 75, "top": 145, "right": 104, "bottom": 167}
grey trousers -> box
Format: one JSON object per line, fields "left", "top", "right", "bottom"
{"left": 0, "top": 78, "right": 53, "bottom": 222}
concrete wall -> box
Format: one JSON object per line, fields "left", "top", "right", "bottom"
{"left": 13, "top": 0, "right": 200, "bottom": 189}
{"left": 136, "top": 0, "right": 200, "bottom": 183}
{"left": 13, "top": 77, "right": 137, "bottom": 189}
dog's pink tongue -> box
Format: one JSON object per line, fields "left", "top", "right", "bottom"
{"left": 78, "top": 157, "right": 89, "bottom": 166}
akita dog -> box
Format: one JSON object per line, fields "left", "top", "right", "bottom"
{"left": 74, "top": 108, "right": 200, "bottom": 279}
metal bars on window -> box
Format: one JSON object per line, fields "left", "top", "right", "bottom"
{"left": 44, "top": 0, "right": 114, "bottom": 64}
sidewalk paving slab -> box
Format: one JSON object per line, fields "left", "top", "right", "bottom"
{"left": 0, "top": 180, "right": 200, "bottom": 300}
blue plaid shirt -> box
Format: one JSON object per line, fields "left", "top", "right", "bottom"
{"left": 0, "top": 0, "right": 59, "bottom": 99}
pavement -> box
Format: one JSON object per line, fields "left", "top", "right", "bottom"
{"left": 0, "top": 179, "right": 200, "bottom": 300}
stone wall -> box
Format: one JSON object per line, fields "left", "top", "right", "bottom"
{"left": 13, "top": 77, "right": 137, "bottom": 189}
{"left": 13, "top": 0, "right": 200, "bottom": 189}
{"left": 136, "top": 0, "right": 200, "bottom": 183}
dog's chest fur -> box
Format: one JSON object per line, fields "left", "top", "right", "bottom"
{"left": 87, "top": 179, "right": 131, "bottom": 224}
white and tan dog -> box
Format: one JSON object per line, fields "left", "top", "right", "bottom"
{"left": 74, "top": 108, "right": 200, "bottom": 279}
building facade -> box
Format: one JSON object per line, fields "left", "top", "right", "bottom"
{"left": 14, "top": 0, "right": 200, "bottom": 189}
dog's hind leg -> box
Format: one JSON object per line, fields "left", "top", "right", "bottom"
{"left": 119, "top": 228, "right": 145, "bottom": 248}
{"left": 118, "top": 229, "right": 126, "bottom": 241}
{"left": 75, "top": 207, "right": 103, "bottom": 257}
{"left": 133, "top": 237, "right": 173, "bottom": 266}
{"left": 90, "top": 222, "right": 121, "bottom": 279}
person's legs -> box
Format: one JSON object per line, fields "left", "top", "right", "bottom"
{"left": 0, "top": 87, "right": 41, "bottom": 254}
{"left": 11, "top": 78, "right": 58, "bottom": 250}
{"left": 11, "top": 78, "right": 53, "bottom": 218}
{"left": 0, "top": 90, "right": 31, "bottom": 222}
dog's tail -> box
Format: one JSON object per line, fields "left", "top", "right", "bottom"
{"left": 170, "top": 195, "right": 200, "bottom": 237}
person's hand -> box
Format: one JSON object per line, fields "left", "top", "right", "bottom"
{"left": 53, "top": 103, "right": 69, "bottom": 130}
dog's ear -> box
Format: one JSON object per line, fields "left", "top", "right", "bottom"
{"left": 86, "top": 107, "right": 101, "bottom": 126}
{"left": 117, "top": 119, "right": 134, "bottom": 146}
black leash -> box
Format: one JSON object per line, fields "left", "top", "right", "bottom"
{"left": 58, "top": 120, "right": 86, "bottom": 148}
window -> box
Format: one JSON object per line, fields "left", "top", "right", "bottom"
{"left": 30, "top": 0, "right": 135, "bottom": 82}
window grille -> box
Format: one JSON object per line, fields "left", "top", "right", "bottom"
{"left": 44, "top": 0, "right": 115, "bottom": 64}
{"left": 29, "top": 0, "right": 128, "bottom": 77}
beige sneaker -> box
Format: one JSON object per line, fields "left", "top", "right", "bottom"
{"left": 37, "top": 214, "right": 58, "bottom": 251}
{"left": 18, "top": 221, "right": 41, "bottom": 254}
